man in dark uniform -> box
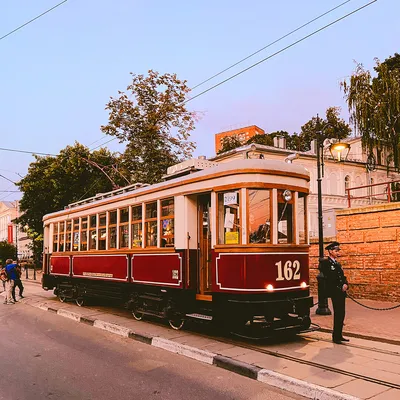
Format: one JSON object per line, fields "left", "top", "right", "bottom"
{"left": 319, "top": 241, "right": 349, "bottom": 344}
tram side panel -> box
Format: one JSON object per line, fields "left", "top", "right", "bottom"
{"left": 212, "top": 251, "right": 313, "bottom": 326}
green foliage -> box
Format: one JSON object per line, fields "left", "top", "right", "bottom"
{"left": 16, "top": 143, "right": 125, "bottom": 237}
{"left": 299, "top": 107, "right": 352, "bottom": 151}
{"left": 217, "top": 135, "right": 243, "bottom": 154}
{"left": 0, "top": 241, "right": 16, "bottom": 265}
{"left": 101, "top": 70, "right": 197, "bottom": 184}
{"left": 246, "top": 133, "right": 274, "bottom": 146}
{"left": 342, "top": 57, "right": 400, "bottom": 170}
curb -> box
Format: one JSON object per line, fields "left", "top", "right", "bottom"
{"left": 24, "top": 298, "right": 360, "bottom": 400}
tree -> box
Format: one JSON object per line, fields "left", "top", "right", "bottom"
{"left": 16, "top": 143, "right": 124, "bottom": 239}
{"left": 0, "top": 240, "right": 16, "bottom": 265}
{"left": 101, "top": 70, "right": 197, "bottom": 184}
{"left": 341, "top": 58, "right": 400, "bottom": 170}
{"left": 299, "top": 107, "right": 352, "bottom": 151}
{"left": 217, "top": 135, "right": 243, "bottom": 154}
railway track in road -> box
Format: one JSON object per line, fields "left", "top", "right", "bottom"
{"left": 32, "top": 293, "right": 400, "bottom": 391}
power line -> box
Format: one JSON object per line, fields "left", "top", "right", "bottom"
{"left": 191, "top": 0, "right": 352, "bottom": 90}
{"left": 0, "top": 0, "right": 69, "bottom": 42}
{"left": 185, "top": 0, "right": 377, "bottom": 104}
{"left": 0, "top": 147, "right": 56, "bottom": 157}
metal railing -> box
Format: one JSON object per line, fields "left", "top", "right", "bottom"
{"left": 346, "top": 180, "right": 400, "bottom": 207}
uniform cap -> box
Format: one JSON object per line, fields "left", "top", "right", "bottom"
{"left": 325, "top": 241, "right": 341, "bottom": 251}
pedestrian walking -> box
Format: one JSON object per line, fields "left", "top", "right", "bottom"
{"left": 3, "top": 259, "right": 17, "bottom": 305}
{"left": 320, "top": 241, "right": 349, "bottom": 344}
{"left": 12, "top": 263, "right": 24, "bottom": 301}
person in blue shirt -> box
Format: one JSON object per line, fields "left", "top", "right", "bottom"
{"left": 4, "top": 259, "right": 17, "bottom": 305}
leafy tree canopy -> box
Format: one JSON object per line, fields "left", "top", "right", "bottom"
{"left": 0, "top": 241, "right": 16, "bottom": 265}
{"left": 299, "top": 107, "right": 352, "bottom": 151}
{"left": 16, "top": 143, "right": 125, "bottom": 235}
{"left": 217, "top": 135, "right": 243, "bottom": 154}
{"left": 342, "top": 56, "right": 400, "bottom": 170}
{"left": 101, "top": 70, "right": 197, "bottom": 184}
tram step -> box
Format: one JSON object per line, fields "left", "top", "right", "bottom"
{"left": 139, "top": 294, "right": 163, "bottom": 302}
{"left": 186, "top": 313, "right": 213, "bottom": 321}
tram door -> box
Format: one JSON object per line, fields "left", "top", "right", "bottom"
{"left": 197, "top": 194, "right": 212, "bottom": 295}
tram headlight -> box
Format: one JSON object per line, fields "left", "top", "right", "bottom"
{"left": 282, "top": 190, "right": 292, "bottom": 202}
{"left": 300, "top": 281, "right": 307, "bottom": 289}
{"left": 266, "top": 284, "right": 274, "bottom": 292}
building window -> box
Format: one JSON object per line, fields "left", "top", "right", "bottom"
{"left": 145, "top": 202, "right": 157, "bottom": 247}
{"left": 161, "top": 198, "right": 174, "bottom": 247}
{"left": 119, "top": 208, "right": 129, "bottom": 248}
{"left": 89, "top": 214, "right": 97, "bottom": 250}
{"left": 98, "top": 213, "right": 106, "bottom": 250}
{"left": 80, "top": 217, "right": 88, "bottom": 251}
{"left": 65, "top": 220, "right": 72, "bottom": 251}
{"left": 108, "top": 210, "right": 117, "bottom": 249}
{"left": 52, "top": 223, "right": 58, "bottom": 252}
{"left": 131, "top": 205, "right": 142, "bottom": 247}
{"left": 277, "top": 190, "right": 294, "bottom": 244}
{"left": 248, "top": 189, "right": 270, "bottom": 244}
{"left": 218, "top": 191, "right": 240, "bottom": 245}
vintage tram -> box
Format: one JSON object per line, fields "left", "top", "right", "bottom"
{"left": 42, "top": 158, "right": 313, "bottom": 334}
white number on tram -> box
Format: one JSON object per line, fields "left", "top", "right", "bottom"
{"left": 275, "top": 260, "right": 301, "bottom": 281}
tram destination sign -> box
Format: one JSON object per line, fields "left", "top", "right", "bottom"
{"left": 224, "top": 192, "right": 238, "bottom": 206}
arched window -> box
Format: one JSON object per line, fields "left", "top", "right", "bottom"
{"left": 344, "top": 175, "right": 351, "bottom": 195}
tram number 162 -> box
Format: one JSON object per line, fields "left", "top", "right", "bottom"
{"left": 275, "top": 260, "right": 301, "bottom": 281}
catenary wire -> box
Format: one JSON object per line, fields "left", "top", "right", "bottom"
{"left": 89, "top": 0, "right": 376, "bottom": 150}
{"left": 191, "top": 0, "right": 352, "bottom": 90}
{"left": 185, "top": 0, "right": 377, "bottom": 104}
{"left": 0, "top": 0, "right": 69, "bottom": 42}
{"left": 0, "top": 1, "right": 376, "bottom": 158}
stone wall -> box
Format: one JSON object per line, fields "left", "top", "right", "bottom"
{"left": 309, "top": 203, "right": 400, "bottom": 301}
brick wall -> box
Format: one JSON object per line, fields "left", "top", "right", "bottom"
{"left": 309, "top": 203, "right": 400, "bottom": 301}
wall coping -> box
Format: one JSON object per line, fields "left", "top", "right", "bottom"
{"left": 337, "top": 202, "right": 400, "bottom": 216}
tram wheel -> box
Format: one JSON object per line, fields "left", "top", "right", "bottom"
{"left": 132, "top": 311, "right": 144, "bottom": 321}
{"left": 75, "top": 298, "right": 84, "bottom": 307}
{"left": 168, "top": 318, "right": 185, "bottom": 330}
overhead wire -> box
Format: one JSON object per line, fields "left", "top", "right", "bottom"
{"left": 191, "top": 0, "right": 352, "bottom": 90}
{"left": 0, "top": 0, "right": 69, "bottom": 42}
{"left": 184, "top": 0, "right": 378, "bottom": 104}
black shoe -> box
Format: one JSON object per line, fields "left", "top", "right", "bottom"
{"left": 19, "top": 295, "right": 24, "bottom": 298}
{"left": 332, "top": 338, "right": 342, "bottom": 344}
{"left": 340, "top": 337, "right": 350, "bottom": 342}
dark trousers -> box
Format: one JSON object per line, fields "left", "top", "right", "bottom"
{"left": 331, "top": 293, "right": 346, "bottom": 340}
{"left": 12, "top": 279, "right": 24, "bottom": 300}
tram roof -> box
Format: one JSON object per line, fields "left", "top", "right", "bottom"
{"left": 43, "top": 158, "right": 309, "bottom": 220}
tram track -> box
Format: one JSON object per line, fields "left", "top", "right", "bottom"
{"left": 37, "top": 294, "right": 400, "bottom": 391}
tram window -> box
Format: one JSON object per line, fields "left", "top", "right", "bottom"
{"left": 131, "top": 205, "right": 142, "bottom": 247}
{"left": 161, "top": 198, "right": 174, "bottom": 247}
{"left": 52, "top": 223, "right": 58, "bottom": 252}
{"left": 109, "top": 211, "right": 117, "bottom": 249}
{"left": 80, "top": 217, "right": 88, "bottom": 251}
{"left": 89, "top": 215, "right": 97, "bottom": 250}
{"left": 119, "top": 208, "right": 129, "bottom": 248}
{"left": 98, "top": 213, "right": 106, "bottom": 250}
{"left": 145, "top": 202, "right": 157, "bottom": 247}
{"left": 277, "top": 190, "right": 294, "bottom": 244}
{"left": 72, "top": 219, "right": 79, "bottom": 251}
{"left": 248, "top": 189, "right": 271, "bottom": 244}
{"left": 59, "top": 222, "right": 65, "bottom": 252}
{"left": 298, "top": 193, "right": 307, "bottom": 244}
{"left": 217, "top": 191, "right": 240, "bottom": 245}
{"left": 65, "top": 220, "right": 72, "bottom": 251}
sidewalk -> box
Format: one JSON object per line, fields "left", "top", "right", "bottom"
{"left": 311, "top": 295, "right": 400, "bottom": 344}
{"left": 5, "top": 283, "right": 400, "bottom": 400}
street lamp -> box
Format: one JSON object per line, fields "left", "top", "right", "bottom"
{"left": 315, "top": 118, "right": 350, "bottom": 315}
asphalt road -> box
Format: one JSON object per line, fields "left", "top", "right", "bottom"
{"left": 0, "top": 300, "right": 304, "bottom": 400}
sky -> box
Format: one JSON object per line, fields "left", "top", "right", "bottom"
{"left": 0, "top": 0, "right": 398, "bottom": 202}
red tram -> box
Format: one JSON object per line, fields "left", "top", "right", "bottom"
{"left": 42, "top": 158, "right": 313, "bottom": 334}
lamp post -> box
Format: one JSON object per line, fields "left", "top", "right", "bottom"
{"left": 315, "top": 116, "right": 350, "bottom": 315}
